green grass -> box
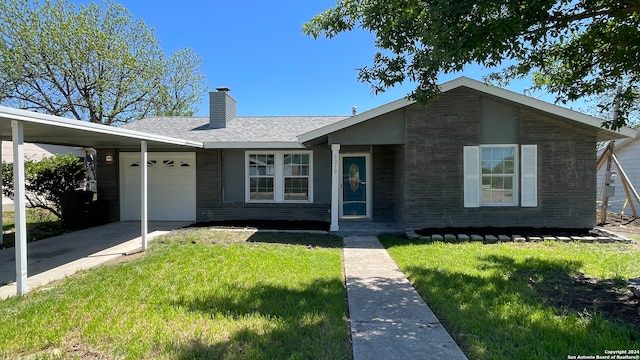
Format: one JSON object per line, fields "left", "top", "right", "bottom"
{"left": 2, "top": 208, "right": 64, "bottom": 248}
{"left": 0, "top": 229, "right": 350, "bottom": 359}
{"left": 379, "top": 235, "right": 640, "bottom": 360}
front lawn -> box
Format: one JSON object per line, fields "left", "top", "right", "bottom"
{"left": 2, "top": 208, "right": 64, "bottom": 248}
{"left": 380, "top": 235, "right": 640, "bottom": 360}
{"left": 0, "top": 229, "right": 350, "bottom": 359}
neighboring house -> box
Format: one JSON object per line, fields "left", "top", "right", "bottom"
{"left": 596, "top": 136, "right": 640, "bottom": 214}
{"left": 96, "top": 77, "right": 636, "bottom": 231}
{"left": 1, "top": 141, "right": 90, "bottom": 208}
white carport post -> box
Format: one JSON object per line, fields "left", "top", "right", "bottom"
{"left": 330, "top": 144, "right": 340, "bottom": 232}
{"left": 141, "top": 140, "right": 148, "bottom": 251}
{"left": 12, "top": 120, "right": 27, "bottom": 295}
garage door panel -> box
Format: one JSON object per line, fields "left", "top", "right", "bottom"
{"left": 120, "top": 153, "right": 196, "bottom": 221}
{"left": 151, "top": 192, "right": 194, "bottom": 203}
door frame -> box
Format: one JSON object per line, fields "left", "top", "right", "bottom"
{"left": 339, "top": 152, "right": 372, "bottom": 220}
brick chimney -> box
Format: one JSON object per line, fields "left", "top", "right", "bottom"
{"left": 209, "top": 87, "right": 236, "bottom": 129}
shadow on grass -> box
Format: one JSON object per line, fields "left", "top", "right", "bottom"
{"left": 189, "top": 219, "right": 330, "bottom": 232}
{"left": 169, "top": 279, "right": 351, "bottom": 359}
{"left": 246, "top": 231, "right": 344, "bottom": 249}
{"left": 1, "top": 220, "right": 67, "bottom": 248}
{"left": 401, "top": 253, "right": 640, "bottom": 358}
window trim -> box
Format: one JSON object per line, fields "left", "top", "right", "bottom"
{"left": 480, "top": 144, "right": 518, "bottom": 207}
{"left": 245, "top": 151, "right": 313, "bottom": 203}
{"left": 464, "top": 144, "right": 537, "bottom": 208}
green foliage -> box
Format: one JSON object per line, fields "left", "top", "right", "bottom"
{"left": 380, "top": 236, "right": 640, "bottom": 359}
{"left": 2, "top": 154, "right": 85, "bottom": 219}
{"left": 0, "top": 231, "right": 350, "bottom": 359}
{"left": 2, "top": 209, "right": 63, "bottom": 248}
{"left": 1, "top": 161, "right": 13, "bottom": 200}
{"left": 304, "top": 0, "right": 640, "bottom": 130}
{"left": 0, "top": 0, "right": 207, "bottom": 125}
{"left": 586, "top": 83, "right": 640, "bottom": 129}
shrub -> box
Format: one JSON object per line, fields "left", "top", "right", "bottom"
{"left": 2, "top": 153, "right": 86, "bottom": 221}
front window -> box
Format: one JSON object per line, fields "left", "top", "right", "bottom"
{"left": 246, "top": 151, "right": 312, "bottom": 202}
{"left": 283, "top": 153, "right": 309, "bottom": 200}
{"left": 481, "top": 145, "right": 517, "bottom": 206}
{"left": 248, "top": 154, "right": 275, "bottom": 200}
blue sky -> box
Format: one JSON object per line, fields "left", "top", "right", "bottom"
{"left": 69, "top": 0, "right": 573, "bottom": 117}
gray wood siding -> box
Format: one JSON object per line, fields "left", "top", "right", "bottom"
{"left": 329, "top": 109, "right": 405, "bottom": 145}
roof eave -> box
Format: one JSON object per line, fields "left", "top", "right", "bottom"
{"left": 0, "top": 106, "right": 203, "bottom": 148}
{"left": 298, "top": 76, "right": 638, "bottom": 143}
{"left": 445, "top": 77, "right": 638, "bottom": 140}
{"left": 297, "top": 98, "right": 415, "bottom": 143}
{"left": 203, "top": 141, "right": 305, "bottom": 149}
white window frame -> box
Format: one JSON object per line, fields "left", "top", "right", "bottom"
{"left": 245, "top": 151, "right": 313, "bottom": 203}
{"left": 480, "top": 144, "right": 518, "bottom": 207}
{"left": 464, "top": 144, "right": 537, "bottom": 208}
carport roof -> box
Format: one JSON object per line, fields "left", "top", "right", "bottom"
{"left": 0, "top": 106, "right": 203, "bottom": 149}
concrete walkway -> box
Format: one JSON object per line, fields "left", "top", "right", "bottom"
{"left": 0, "top": 221, "right": 468, "bottom": 359}
{"left": 344, "top": 235, "right": 468, "bottom": 360}
{"left": 0, "top": 221, "right": 191, "bottom": 299}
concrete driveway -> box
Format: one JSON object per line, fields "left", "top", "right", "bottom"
{"left": 0, "top": 221, "right": 191, "bottom": 299}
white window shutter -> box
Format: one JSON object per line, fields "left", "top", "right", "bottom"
{"left": 521, "top": 145, "right": 537, "bottom": 207}
{"left": 463, "top": 146, "right": 480, "bottom": 208}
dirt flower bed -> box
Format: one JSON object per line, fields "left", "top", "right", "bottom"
{"left": 598, "top": 211, "right": 640, "bottom": 239}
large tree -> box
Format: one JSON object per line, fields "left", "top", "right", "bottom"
{"left": 303, "top": 0, "right": 640, "bottom": 130}
{"left": 0, "top": 0, "right": 206, "bottom": 125}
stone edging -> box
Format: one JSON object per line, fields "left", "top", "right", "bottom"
{"left": 405, "top": 228, "right": 636, "bottom": 245}
{"left": 404, "top": 229, "right": 639, "bottom": 299}
{"left": 629, "top": 278, "right": 640, "bottom": 299}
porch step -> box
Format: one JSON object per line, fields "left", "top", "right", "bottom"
{"left": 334, "top": 222, "right": 403, "bottom": 236}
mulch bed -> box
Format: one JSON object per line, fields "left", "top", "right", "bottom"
{"left": 525, "top": 271, "right": 640, "bottom": 332}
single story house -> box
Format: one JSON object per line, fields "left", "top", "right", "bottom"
{"left": 96, "top": 77, "right": 636, "bottom": 231}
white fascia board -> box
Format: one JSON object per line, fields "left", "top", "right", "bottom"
{"left": 297, "top": 98, "right": 415, "bottom": 143}
{"left": 601, "top": 132, "right": 640, "bottom": 155}
{"left": 0, "top": 106, "right": 203, "bottom": 147}
{"left": 203, "top": 141, "right": 305, "bottom": 149}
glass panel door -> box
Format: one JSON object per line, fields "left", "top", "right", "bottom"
{"left": 342, "top": 155, "right": 368, "bottom": 217}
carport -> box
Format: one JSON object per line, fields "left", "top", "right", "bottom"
{"left": 0, "top": 106, "right": 203, "bottom": 296}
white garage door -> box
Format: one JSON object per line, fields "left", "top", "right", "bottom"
{"left": 120, "top": 152, "right": 196, "bottom": 221}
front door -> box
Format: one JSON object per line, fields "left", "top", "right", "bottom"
{"left": 340, "top": 154, "right": 371, "bottom": 219}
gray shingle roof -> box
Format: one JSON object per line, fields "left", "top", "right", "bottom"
{"left": 122, "top": 116, "right": 348, "bottom": 146}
